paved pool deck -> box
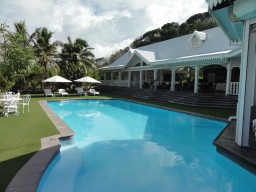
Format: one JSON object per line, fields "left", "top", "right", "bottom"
{"left": 214, "top": 120, "right": 256, "bottom": 174}
{"left": 5, "top": 100, "right": 74, "bottom": 192}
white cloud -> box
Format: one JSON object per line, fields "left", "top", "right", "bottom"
{"left": 0, "top": 0, "right": 207, "bottom": 58}
{"left": 93, "top": 38, "right": 133, "bottom": 58}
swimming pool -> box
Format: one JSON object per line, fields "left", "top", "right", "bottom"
{"left": 38, "top": 99, "right": 256, "bottom": 192}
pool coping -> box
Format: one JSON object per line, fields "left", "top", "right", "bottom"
{"left": 5, "top": 98, "right": 227, "bottom": 192}
{"left": 6, "top": 100, "right": 74, "bottom": 192}
{"left": 119, "top": 98, "right": 228, "bottom": 123}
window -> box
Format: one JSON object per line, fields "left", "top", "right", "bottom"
{"left": 189, "top": 31, "right": 206, "bottom": 48}
{"left": 191, "top": 36, "right": 199, "bottom": 48}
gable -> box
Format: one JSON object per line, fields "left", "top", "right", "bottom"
{"left": 189, "top": 31, "right": 207, "bottom": 48}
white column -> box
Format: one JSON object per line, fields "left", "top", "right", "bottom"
{"left": 236, "top": 20, "right": 256, "bottom": 146}
{"left": 153, "top": 69, "right": 158, "bottom": 90}
{"left": 225, "top": 63, "right": 231, "bottom": 95}
{"left": 139, "top": 70, "right": 143, "bottom": 89}
{"left": 194, "top": 65, "right": 199, "bottom": 94}
{"left": 103, "top": 73, "right": 106, "bottom": 80}
{"left": 119, "top": 71, "right": 122, "bottom": 86}
{"left": 128, "top": 71, "right": 131, "bottom": 88}
{"left": 171, "top": 68, "right": 176, "bottom": 91}
{"left": 160, "top": 70, "right": 163, "bottom": 84}
{"left": 110, "top": 72, "right": 113, "bottom": 86}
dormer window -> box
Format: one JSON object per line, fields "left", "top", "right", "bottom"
{"left": 189, "top": 31, "right": 207, "bottom": 48}
{"left": 191, "top": 36, "right": 199, "bottom": 47}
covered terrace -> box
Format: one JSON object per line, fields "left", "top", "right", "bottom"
{"left": 100, "top": 27, "right": 241, "bottom": 96}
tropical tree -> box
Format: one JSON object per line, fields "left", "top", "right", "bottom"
{"left": 186, "top": 12, "right": 217, "bottom": 31}
{"left": 59, "top": 36, "right": 96, "bottom": 81}
{"left": 130, "top": 12, "right": 217, "bottom": 49}
{"left": 160, "top": 22, "right": 180, "bottom": 41}
{"left": 0, "top": 21, "right": 35, "bottom": 92}
{"left": 32, "top": 27, "right": 60, "bottom": 78}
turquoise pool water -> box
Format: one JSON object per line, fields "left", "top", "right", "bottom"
{"left": 38, "top": 99, "right": 256, "bottom": 192}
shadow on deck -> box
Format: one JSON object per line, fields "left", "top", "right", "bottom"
{"left": 214, "top": 120, "right": 256, "bottom": 174}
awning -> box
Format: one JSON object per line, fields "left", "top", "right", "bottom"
{"left": 211, "top": 6, "right": 243, "bottom": 43}
{"left": 151, "top": 49, "right": 241, "bottom": 66}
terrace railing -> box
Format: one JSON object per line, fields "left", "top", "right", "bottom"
{"left": 101, "top": 80, "right": 128, "bottom": 87}
{"left": 230, "top": 82, "right": 239, "bottom": 95}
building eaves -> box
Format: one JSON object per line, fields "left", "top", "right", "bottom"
{"left": 151, "top": 48, "right": 241, "bottom": 65}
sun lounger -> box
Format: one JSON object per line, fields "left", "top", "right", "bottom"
{"left": 57, "top": 89, "right": 69, "bottom": 97}
{"left": 76, "top": 87, "right": 86, "bottom": 96}
{"left": 44, "top": 89, "right": 53, "bottom": 97}
{"left": 88, "top": 88, "right": 100, "bottom": 96}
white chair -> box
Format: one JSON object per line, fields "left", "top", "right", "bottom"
{"left": 3, "top": 98, "right": 19, "bottom": 117}
{"left": 20, "top": 94, "right": 31, "bottom": 113}
{"left": 44, "top": 89, "right": 53, "bottom": 97}
{"left": 88, "top": 88, "right": 100, "bottom": 96}
{"left": 76, "top": 87, "right": 86, "bottom": 96}
{"left": 6, "top": 91, "right": 14, "bottom": 95}
{"left": 16, "top": 92, "right": 20, "bottom": 99}
{"left": 58, "top": 89, "right": 69, "bottom": 97}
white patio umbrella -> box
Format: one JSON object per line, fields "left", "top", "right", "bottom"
{"left": 42, "top": 75, "right": 72, "bottom": 83}
{"left": 74, "top": 76, "right": 101, "bottom": 83}
{"left": 42, "top": 75, "right": 72, "bottom": 91}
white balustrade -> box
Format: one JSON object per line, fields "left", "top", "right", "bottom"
{"left": 101, "top": 80, "right": 240, "bottom": 94}
{"left": 230, "top": 82, "right": 239, "bottom": 95}
{"left": 101, "top": 80, "right": 128, "bottom": 87}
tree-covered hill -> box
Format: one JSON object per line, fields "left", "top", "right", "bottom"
{"left": 106, "top": 12, "right": 217, "bottom": 65}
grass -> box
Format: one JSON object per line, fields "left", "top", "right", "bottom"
{"left": 103, "top": 93, "right": 236, "bottom": 119}
{"left": 0, "top": 93, "right": 236, "bottom": 191}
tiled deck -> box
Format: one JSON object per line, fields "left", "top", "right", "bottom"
{"left": 214, "top": 120, "right": 256, "bottom": 174}
{"left": 6, "top": 100, "right": 74, "bottom": 192}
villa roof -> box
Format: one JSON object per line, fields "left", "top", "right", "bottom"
{"left": 100, "top": 27, "right": 241, "bottom": 71}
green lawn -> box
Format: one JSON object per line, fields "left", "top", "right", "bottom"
{"left": 0, "top": 93, "right": 236, "bottom": 191}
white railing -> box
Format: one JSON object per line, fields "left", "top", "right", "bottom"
{"left": 230, "top": 82, "right": 239, "bottom": 95}
{"left": 101, "top": 80, "right": 112, "bottom": 86}
{"left": 101, "top": 80, "right": 128, "bottom": 87}
{"left": 101, "top": 80, "right": 240, "bottom": 95}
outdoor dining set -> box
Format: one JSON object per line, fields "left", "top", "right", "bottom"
{"left": 0, "top": 76, "right": 100, "bottom": 117}
{"left": 0, "top": 91, "right": 31, "bottom": 117}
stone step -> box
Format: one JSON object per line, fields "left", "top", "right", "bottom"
{"left": 168, "top": 100, "right": 236, "bottom": 109}
{"left": 100, "top": 86, "right": 237, "bottom": 109}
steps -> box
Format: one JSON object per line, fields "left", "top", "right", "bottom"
{"left": 100, "top": 85, "right": 238, "bottom": 109}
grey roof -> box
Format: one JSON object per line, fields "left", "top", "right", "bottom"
{"left": 102, "top": 27, "right": 241, "bottom": 70}
{"left": 105, "top": 52, "right": 131, "bottom": 69}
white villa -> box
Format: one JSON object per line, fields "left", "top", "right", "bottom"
{"left": 101, "top": 0, "right": 256, "bottom": 158}
{"left": 100, "top": 27, "right": 241, "bottom": 96}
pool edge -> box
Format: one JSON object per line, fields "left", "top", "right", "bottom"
{"left": 5, "top": 100, "right": 75, "bottom": 192}
{"left": 5, "top": 98, "right": 228, "bottom": 192}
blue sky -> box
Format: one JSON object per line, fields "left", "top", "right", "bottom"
{"left": 0, "top": 0, "right": 208, "bottom": 58}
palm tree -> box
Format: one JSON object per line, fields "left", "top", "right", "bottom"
{"left": 14, "top": 21, "right": 29, "bottom": 43}
{"left": 32, "top": 27, "right": 59, "bottom": 78}
{"left": 0, "top": 21, "right": 35, "bottom": 91}
{"left": 59, "top": 36, "right": 96, "bottom": 80}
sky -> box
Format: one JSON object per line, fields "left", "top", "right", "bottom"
{"left": 0, "top": 0, "right": 208, "bottom": 58}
